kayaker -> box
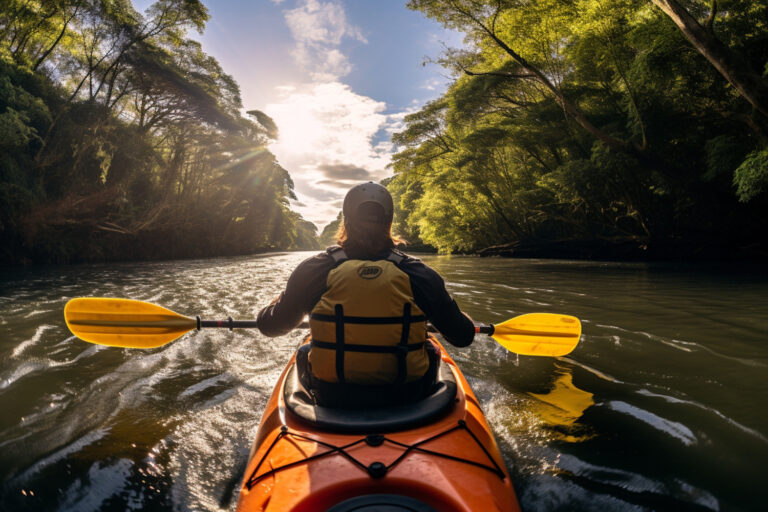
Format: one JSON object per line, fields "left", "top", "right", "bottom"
{"left": 256, "top": 182, "right": 475, "bottom": 408}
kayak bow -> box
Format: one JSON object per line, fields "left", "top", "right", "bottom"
{"left": 235, "top": 336, "right": 521, "bottom": 512}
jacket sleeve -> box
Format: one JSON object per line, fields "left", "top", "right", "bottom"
{"left": 404, "top": 260, "right": 475, "bottom": 347}
{"left": 256, "top": 253, "right": 331, "bottom": 337}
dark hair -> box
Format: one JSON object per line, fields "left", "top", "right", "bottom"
{"left": 336, "top": 218, "right": 404, "bottom": 257}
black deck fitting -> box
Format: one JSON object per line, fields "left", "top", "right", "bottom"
{"left": 367, "top": 461, "right": 387, "bottom": 479}
{"left": 365, "top": 434, "right": 385, "bottom": 447}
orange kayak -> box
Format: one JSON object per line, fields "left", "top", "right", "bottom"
{"left": 236, "top": 336, "right": 521, "bottom": 512}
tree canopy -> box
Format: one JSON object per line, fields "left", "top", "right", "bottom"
{"left": 1, "top": 0, "right": 319, "bottom": 263}
{"left": 391, "top": 0, "right": 768, "bottom": 258}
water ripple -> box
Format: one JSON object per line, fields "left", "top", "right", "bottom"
{"left": 606, "top": 401, "right": 697, "bottom": 446}
{"left": 11, "top": 325, "right": 57, "bottom": 358}
{"left": 1, "top": 253, "right": 767, "bottom": 511}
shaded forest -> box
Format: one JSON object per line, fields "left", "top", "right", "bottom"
{"left": 0, "top": 0, "right": 319, "bottom": 265}
{"left": 390, "top": 0, "right": 768, "bottom": 259}
{"left": 4, "top": 1, "right": 767, "bottom": 264}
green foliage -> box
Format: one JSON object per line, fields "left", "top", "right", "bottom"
{"left": 704, "top": 135, "right": 749, "bottom": 182}
{"left": 290, "top": 217, "right": 322, "bottom": 251}
{"left": 0, "top": 75, "right": 48, "bottom": 146}
{"left": 0, "top": 0, "right": 316, "bottom": 263}
{"left": 247, "top": 110, "right": 279, "bottom": 140}
{"left": 392, "top": 0, "right": 768, "bottom": 256}
{"left": 734, "top": 149, "right": 768, "bottom": 202}
{"left": 319, "top": 212, "right": 342, "bottom": 247}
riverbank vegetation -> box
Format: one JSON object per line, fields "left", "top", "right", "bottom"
{"left": 390, "top": 0, "right": 768, "bottom": 259}
{"left": 0, "top": 0, "right": 319, "bottom": 264}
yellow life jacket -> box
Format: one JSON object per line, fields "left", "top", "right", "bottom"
{"left": 308, "top": 249, "right": 429, "bottom": 385}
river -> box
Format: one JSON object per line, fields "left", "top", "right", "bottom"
{"left": 1, "top": 252, "right": 766, "bottom": 511}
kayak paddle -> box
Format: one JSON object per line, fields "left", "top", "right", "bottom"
{"left": 475, "top": 313, "right": 581, "bottom": 357}
{"left": 64, "top": 297, "right": 258, "bottom": 349}
{"left": 64, "top": 298, "right": 581, "bottom": 356}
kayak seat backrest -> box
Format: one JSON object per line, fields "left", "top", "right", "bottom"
{"left": 283, "top": 361, "right": 458, "bottom": 434}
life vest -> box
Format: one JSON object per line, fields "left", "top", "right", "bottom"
{"left": 308, "top": 248, "right": 429, "bottom": 386}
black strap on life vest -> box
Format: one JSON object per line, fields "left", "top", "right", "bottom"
{"left": 313, "top": 247, "right": 424, "bottom": 385}
{"left": 334, "top": 304, "right": 345, "bottom": 383}
{"left": 312, "top": 303, "right": 425, "bottom": 385}
{"left": 327, "top": 246, "right": 406, "bottom": 267}
{"left": 395, "top": 303, "right": 411, "bottom": 386}
{"left": 309, "top": 313, "right": 427, "bottom": 324}
{"left": 386, "top": 250, "right": 405, "bottom": 265}
{"left": 328, "top": 246, "right": 348, "bottom": 265}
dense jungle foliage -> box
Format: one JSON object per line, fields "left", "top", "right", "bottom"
{"left": 0, "top": 0, "right": 319, "bottom": 264}
{"left": 390, "top": 0, "right": 768, "bottom": 259}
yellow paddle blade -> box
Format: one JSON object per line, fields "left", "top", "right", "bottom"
{"left": 491, "top": 313, "right": 581, "bottom": 357}
{"left": 529, "top": 371, "right": 594, "bottom": 438}
{"left": 64, "top": 298, "right": 197, "bottom": 348}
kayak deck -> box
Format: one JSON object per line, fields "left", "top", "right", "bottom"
{"left": 236, "top": 337, "right": 521, "bottom": 512}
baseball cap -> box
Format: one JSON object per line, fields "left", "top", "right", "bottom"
{"left": 342, "top": 182, "right": 394, "bottom": 224}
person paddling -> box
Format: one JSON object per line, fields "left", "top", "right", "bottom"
{"left": 256, "top": 182, "right": 475, "bottom": 408}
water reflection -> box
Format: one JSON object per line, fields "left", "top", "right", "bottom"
{"left": 2, "top": 254, "right": 768, "bottom": 511}
{"left": 528, "top": 364, "right": 594, "bottom": 443}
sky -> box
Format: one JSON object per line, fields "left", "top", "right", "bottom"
{"left": 134, "top": 0, "right": 463, "bottom": 230}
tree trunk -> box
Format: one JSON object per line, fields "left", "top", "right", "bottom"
{"left": 33, "top": 6, "right": 79, "bottom": 71}
{"left": 651, "top": 0, "right": 768, "bottom": 118}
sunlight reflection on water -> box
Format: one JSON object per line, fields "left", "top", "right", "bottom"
{"left": 1, "top": 253, "right": 766, "bottom": 511}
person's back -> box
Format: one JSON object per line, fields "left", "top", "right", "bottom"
{"left": 256, "top": 182, "right": 474, "bottom": 407}
{"left": 308, "top": 247, "right": 429, "bottom": 387}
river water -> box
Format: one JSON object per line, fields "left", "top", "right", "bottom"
{"left": 1, "top": 252, "right": 766, "bottom": 511}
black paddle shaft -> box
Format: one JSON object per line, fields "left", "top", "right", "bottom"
{"left": 476, "top": 324, "right": 495, "bottom": 335}
{"left": 197, "top": 317, "right": 260, "bottom": 331}
{"left": 429, "top": 323, "right": 494, "bottom": 335}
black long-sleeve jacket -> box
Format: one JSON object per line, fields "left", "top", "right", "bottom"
{"left": 256, "top": 248, "right": 475, "bottom": 347}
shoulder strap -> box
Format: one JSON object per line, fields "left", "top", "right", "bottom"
{"left": 327, "top": 246, "right": 349, "bottom": 265}
{"left": 386, "top": 250, "right": 405, "bottom": 266}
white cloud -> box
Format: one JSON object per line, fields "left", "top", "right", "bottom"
{"left": 265, "top": 1, "right": 419, "bottom": 229}
{"left": 284, "top": 0, "right": 366, "bottom": 81}
{"left": 420, "top": 77, "right": 442, "bottom": 91}
{"left": 265, "top": 81, "right": 406, "bottom": 229}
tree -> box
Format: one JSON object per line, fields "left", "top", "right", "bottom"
{"left": 0, "top": 0, "right": 318, "bottom": 263}
{"left": 651, "top": 0, "right": 768, "bottom": 118}
{"left": 319, "top": 211, "right": 342, "bottom": 247}
{"left": 391, "top": 0, "right": 767, "bottom": 256}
